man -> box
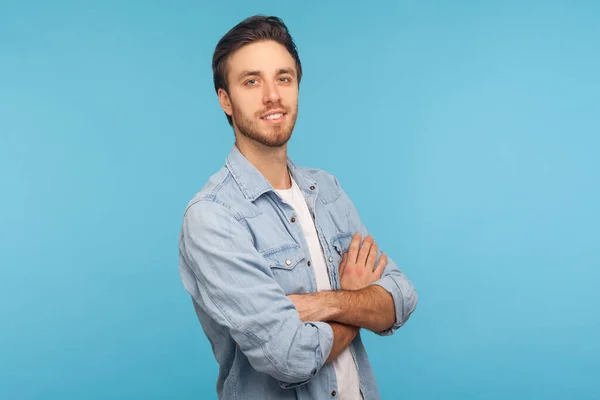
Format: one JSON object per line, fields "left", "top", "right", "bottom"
{"left": 179, "top": 15, "right": 418, "bottom": 400}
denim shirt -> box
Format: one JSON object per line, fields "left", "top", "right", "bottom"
{"left": 179, "top": 145, "right": 418, "bottom": 400}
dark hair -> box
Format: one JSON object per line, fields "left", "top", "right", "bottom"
{"left": 212, "top": 15, "right": 303, "bottom": 126}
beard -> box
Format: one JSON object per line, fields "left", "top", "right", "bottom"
{"left": 231, "top": 102, "right": 298, "bottom": 148}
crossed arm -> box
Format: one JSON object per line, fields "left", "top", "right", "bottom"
{"left": 296, "top": 285, "right": 396, "bottom": 363}
{"left": 289, "top": 175, "right": 420, "bottom": 359}
{"left": 181, "top": 200, "right": 417, "bottom": 384}
{"left": 288, "top": 233, "right": 399, "bottom": 362}
{"left": 291, "top": 283, "right": 396, "bottom": 333}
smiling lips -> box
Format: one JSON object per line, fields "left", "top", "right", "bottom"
{"left": 261, "top": 109, "right": 286, "bottom": 123}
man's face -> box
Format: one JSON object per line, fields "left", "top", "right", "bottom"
{"left": 220, "top": 40, "right": 299, "bottom": 148}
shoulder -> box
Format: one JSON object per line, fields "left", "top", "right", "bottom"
{"left": 182, "top": 166, "right": 245, "bottom": 221}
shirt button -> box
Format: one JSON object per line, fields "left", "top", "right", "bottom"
{"left": 285, "top": 259, "right": 292, "bottom": 266}
{"left": 310, "top": 185, "right": 316, "bottom": 190}
{"left": 290, "top": 217, "right": 296, "bottom": 223}
{"left": 307, "top": 261, "right": 311, "bottom": 267}
{"left": 328, "top": 256, "right": 333, "bottom": 262}
{"left": 331, "top": 390, "right": 337, "bottom": 397}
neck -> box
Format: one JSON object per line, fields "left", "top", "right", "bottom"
{"left": 234, "top": 138, "right": 291, "bottom": 190}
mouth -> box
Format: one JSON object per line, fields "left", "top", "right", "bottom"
{"left": 261, "top": 110, "right": 287, "bottom": 124}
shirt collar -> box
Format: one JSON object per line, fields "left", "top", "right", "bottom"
{"left": 225, "top": 144, "right": 316, "bottom": 202}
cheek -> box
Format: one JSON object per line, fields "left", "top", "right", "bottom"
{"left": 283, "top": 88, "right": 299, "bottom": 106}
{"left": 231, "top": 91, "right": 260, "bottom": 116}
{"left": 232, "top": 103, "right": 256, "bottom": 123}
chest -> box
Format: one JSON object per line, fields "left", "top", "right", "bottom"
{"left": 245, "top": 191, "right": 357, "bottom": 294}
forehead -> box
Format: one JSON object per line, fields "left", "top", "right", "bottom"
{"left": 226, "top": 40, "right": 297, "bottom": 77}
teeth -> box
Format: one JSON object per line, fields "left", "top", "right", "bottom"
{"left": 264, "top": 113, "right": 283, "bottom": 120}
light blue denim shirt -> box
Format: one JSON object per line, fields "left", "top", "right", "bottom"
{"left": 179, "top": 145, "right": 418, "bottom": 400}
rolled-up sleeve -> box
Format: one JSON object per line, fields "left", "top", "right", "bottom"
{"left": 334, "top": 177, "right": 419, "bottom": 336}
{"left": 369, "top": 256, "right": 418, "bottom": 336}
{"left": 179, "top": 200, "right": 333, "bottom": 386}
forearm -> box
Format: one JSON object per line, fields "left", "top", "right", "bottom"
{"left": 325, "top": 322, "right": 359, "bottom": 363}
{"left": 325, "top": 286, "right": 396, "bottom": 332}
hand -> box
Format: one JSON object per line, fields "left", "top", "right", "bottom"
{"left": 287, "top": 293, "right": 334, "bottom": 322}
{"left": 339, "top": 233, "right": 387, "bottom": 291}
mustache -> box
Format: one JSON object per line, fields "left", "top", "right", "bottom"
{"left": 257, "top": 104, "right": 291, "bottom": 116}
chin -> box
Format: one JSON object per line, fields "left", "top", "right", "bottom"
{"left": 257, "top": 123, "right": 293, "bottom": 146}
{"left": 262, "top": 134, "right": 292, "bottom": 148}
{"left": 235, "top": 116, "right": 296, "bottom": 148}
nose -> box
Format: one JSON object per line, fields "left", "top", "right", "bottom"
{"left": 262, "top": 80, "right": 281, "bottom": 104}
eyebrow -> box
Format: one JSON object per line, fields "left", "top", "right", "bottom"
{"left": 277, "top": 68, "right": 296, "bottom": 77}
{"left": 238, "top": 70, "right": 261, "bottom": 80}
{"left": 237, "top": 68, "right": 297, "bottom": 81}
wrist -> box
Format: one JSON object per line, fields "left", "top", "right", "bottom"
{"left": 323, "top": 290, "right": 351, "bottom": 322}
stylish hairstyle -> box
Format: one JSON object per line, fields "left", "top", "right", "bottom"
{"left": 212, "top": 15, "right": 303, "bottom": 126}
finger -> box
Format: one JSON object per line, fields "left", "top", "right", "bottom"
{"left": 357, "top": 235, "right": 373, "bottom": 267}
{"left": 366, "top": 241, "right": 378, "bottom": 270}
{"left": 339, "top": 252, "right": 348, "bottom": 276}
{"left": 347, "top": 233, "right": 362, "bottom": 264}
{"left": 374, "top": 253, "right": 388, "bottom": 278}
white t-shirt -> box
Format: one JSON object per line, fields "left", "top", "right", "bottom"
{"left": 276, "top": 176, "right": 361, "bottom": 400}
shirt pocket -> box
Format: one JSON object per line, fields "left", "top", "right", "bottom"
{"left": 262, "top": 244, "right": 310, "bottom": 295}
{"left": 329, "top": 232, "right": 354, "bottom": 282}
{"left": 331, "top": 232, "right": 354, "bottom": 257}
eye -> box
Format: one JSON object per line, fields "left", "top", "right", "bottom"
{"left": 245, "top": 79, "right": 258, "bottom": 86}
{"left": 280, "top": 77, "right": 291, "bottom": 83}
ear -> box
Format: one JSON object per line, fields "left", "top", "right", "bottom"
{"left": 218, "top": 88, "right": 233, "bottom": 117}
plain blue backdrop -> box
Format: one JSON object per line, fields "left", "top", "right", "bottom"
{"left": 1, "top": 0, "right": 599, "bottom": 399}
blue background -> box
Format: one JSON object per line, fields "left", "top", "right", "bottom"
{"left": 1, "top": 1, "right": 599, "bottom": 399}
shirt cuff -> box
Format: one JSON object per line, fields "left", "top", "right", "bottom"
{"left": 370, "top": 275, "right": 405, "bottom": 336}
{"left": 278, "top": 321, "right": 333, "bottom": 389}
